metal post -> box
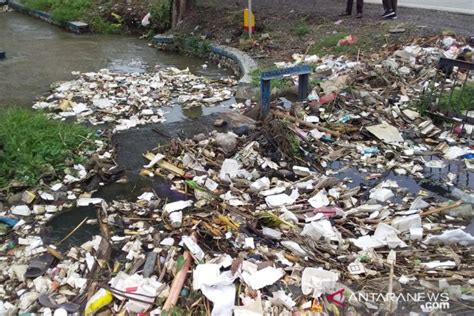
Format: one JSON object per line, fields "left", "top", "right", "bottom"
{"left": 248, "top": 0, "right": 252, "bottom": 39}
{"left": 261, "top": 78, "right": 271, "bottom": 118}
{"left": 298, "top": 73, "right": 309, "bottom": 101}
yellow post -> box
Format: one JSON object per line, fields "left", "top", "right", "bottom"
{"left": 244, "top": 8, "right": 255, "bottom": 34}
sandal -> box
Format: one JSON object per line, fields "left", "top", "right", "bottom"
{"left": 24, "top": 253, "right": 55, "bottom": 279}
{"left": 38, "top": 293, "right": 81, "bottom": 313}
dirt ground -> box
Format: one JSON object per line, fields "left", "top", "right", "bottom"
{"left": 175, "top": 0, "right": 473, "bottom": 63}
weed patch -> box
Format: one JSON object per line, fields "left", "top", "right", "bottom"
{"left": 439, "top": 82, "right": 474, "bottom": 113}
{"left": 251, "top": 68, "right": 293, "bottom": 90}
{"left": 309, "top": 24, "right": 389, "bottom": 56}
{"left": 310, "top": 32, "right": 348, "bottom": 55}
{"left": 176, "top": 35, "right": 212, "bottom": 56}
{"left": 416, "top": 82, "right": 474, "bottom": 114}
{"left": 293, "top": 20, "right": 310, "bottom": 37}
{"left": 89, "top": 14, "right": 122, "bottom": 34}
{"left": 0, "top": 108, "right": 95, "bottom": 187}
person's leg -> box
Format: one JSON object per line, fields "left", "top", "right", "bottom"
{"left": 381, "top": 0, "right": 390, "bottom": 16}
{"left": 383, "top": 0, "right": 397, "bottom": 17}
{"left": 339, "top": 0, "right": 353, "bottom": 16}
{"left": 392, "top": 0, "right": 398, "bottom": 12}
{"left": 346, "top": 0, "right": 354, "bottom": 14}
{"left": 383, "top": 0, "right": 397, "bottom": 18}
{"left": 355, "top": 0, "right": 363, "bottom": 18}
{"left": 356, "top": 0, "right": 363, "bottom": 14}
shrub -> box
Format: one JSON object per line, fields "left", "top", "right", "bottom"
{"left": 176, "top": 35, "right": 212, "bottom": 56}
{"left": 293, "top": 20, "right": 310, "bottom": 37}
{"left": 150, "top": 0, "right": 172, "bottom": 30}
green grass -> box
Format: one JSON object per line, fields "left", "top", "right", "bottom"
{"left": 23, "top": 0, "right": 92, "bottom": 24}
{"left": 309, "top": 24, "right": 389, "bottom": 56}
{"left": 176, "top": 35, "right": 212, "bottom": 56}
{"left": 21, "top": 0, "right": 53, "bottom": 11}
{"left": 293, "top": 20, "right": 310, "bottom": 37}
{"left": 417, "top": 83, "right": 474, "bottom": 114}
{"left": 310, "top": 33, "right": 349, "bottom": 55}
{"left": 310, "top": 78, "right": 323, "bottom": 88}
{"left": 89, "top": 15, "right": 122, "bottom": 34}
{"left": 250, "top": 68, "right": 293, "bottom": 90}
{"left": 287, "top": 129, "right": 301, "bottom": 157}
{"left": 0, "top": 108, "right": 95, "bottom": 187}
{"left": 439, "top": 82, "right": 474, "bottom": 113}
{"left": 22, "top": 0, "right": 122, "bottom": 33}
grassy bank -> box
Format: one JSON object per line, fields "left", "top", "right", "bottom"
{"left": 0, "top": 108, "right": 95, "bottom": 187}
{"left": 175, "top": 34, "right": 212, "bottom": 56}
{"left": 22, "top": 0, "right": 119, "bottom": 33}
{"left": 22, "top": 0, "right": 92, "bottom": 23}
{"left": 20, "top": 0, "right": 173, "bottom": 34}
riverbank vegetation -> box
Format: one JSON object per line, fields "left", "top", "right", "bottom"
{"left": 22, "top": 0, "right": 92, "bottom": 23}
{"left": 20, "top": 0, "right": 189, "bottom": 34}
{"left": 22, "top": 0, "right": 123, "bottom": 33}
{"left": 0, "top": 108, "right": 95, "bottom": 187}
{"left": 175, "top": 34, "right": 212, "bottom": 56}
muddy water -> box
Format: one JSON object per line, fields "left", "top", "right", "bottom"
{"left": 0, "top": 11, "right": 233, "bottom": 106}
{"left": 42, "top": 114, "right": 218, "bottom": 249}
{"left": 44, "top": 175, "right": 188, "bottom": 251}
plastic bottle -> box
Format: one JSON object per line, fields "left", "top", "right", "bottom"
{"left": 339, "top": 114, "right": 351, "bottom": 123}
{"left": 85, "top": 289, "right": 113, "bottom": 315}
{"left": 451, "top": 188, "right": 474, "bottom": 205}
{"left": 362, "top": 147, "right": 379, "bottom": 156}
{"left": 461, "top": 153, "right": 474, "bottom": 159}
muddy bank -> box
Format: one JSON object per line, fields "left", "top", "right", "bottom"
{"left": 176, "top": 0, "right": 473, "bottom": 62}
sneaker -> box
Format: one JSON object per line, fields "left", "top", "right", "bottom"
{"left": 338, "top": 12, "right": 351, "bottom": 17}
{"left": 356, "top": 13, "right": 363, "bottom": 18}
{"left": 383, "top": 10, "right": 395, "bottom": 18}
{"left": 385, "top": 14, "right": 398, "bottom": 20}
{"left": 381, "top": 10, "right": 390, "bottom": 17}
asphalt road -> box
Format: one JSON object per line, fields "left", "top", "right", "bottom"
{"left": 366, "top": 0, "right": 474, "bottom": 14}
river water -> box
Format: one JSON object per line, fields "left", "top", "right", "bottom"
{"left": 0, "top": 10, "right": 237, "bottom": 247}
{"left": 0, "top": 11, "right": 233, "bottom": 106}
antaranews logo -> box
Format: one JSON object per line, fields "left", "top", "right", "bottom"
{"left": 347, "top": 292, "right": 451, "bottom": 312}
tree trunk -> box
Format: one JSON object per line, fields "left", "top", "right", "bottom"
{"left": 172, "top": 0, "right": 193, "bottom": 29}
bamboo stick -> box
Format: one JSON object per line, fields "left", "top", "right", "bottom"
{"left": 421, "top": 200, "right": 463, "bottom": 217}
{"left": 162, "top": 251, "right": 193, "bottom": 311}
{"left": 273, "top": 110, "right": 342, "bottom": 138}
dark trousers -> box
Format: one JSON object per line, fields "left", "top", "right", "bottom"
{"left": 383, "top": 0, "right": 398, "bottom": 11}
{"left": 346, "top": 0, "right": 363, "bottom": 14}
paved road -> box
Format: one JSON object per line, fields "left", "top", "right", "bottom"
{"left": 366, "top": 0, "right": 474, "bottom": 14}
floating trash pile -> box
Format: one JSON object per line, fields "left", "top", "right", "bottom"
{"left": 1, "top": 35, "right": 474, "bottom": 315}
{"left": 33, "top": 67, "right": 236, "bottom": 132}
{"left": 131, "top": 112, "right": 474, "bottom": 315}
